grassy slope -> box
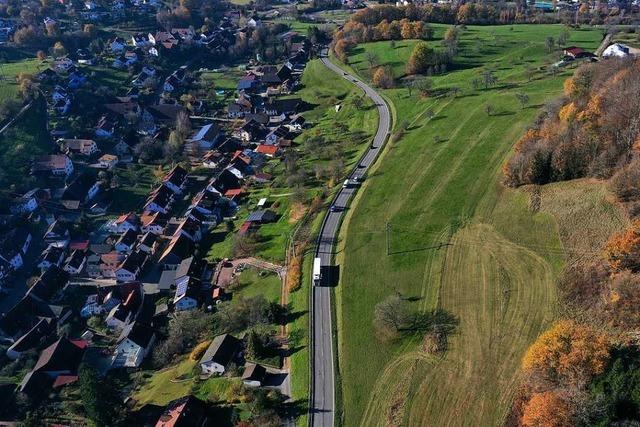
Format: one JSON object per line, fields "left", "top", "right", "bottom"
{"left": 335, "top": 24, "right": 618, "bottom": 426}
{"left": 0, "top": 58, "right": 41, "bottom": 100}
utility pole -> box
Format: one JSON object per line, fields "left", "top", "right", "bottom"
{"left": 386, "top": 222, "right": 390, "bottom": 256}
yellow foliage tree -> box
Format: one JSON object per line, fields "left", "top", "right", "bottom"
{"left": 604, "top": 220, "right": 640, "bottom": 271}
{"left": 558, "top": 102, "right": 577, "bottom": 122}
{"left": 522, "top": 319, "right": 610, "bottom": 383}
{"left": 190, "top": 340, "right": 212, "bottom": 361}
{"left": 521, "top": 391, "right": 573, "bottom": 427}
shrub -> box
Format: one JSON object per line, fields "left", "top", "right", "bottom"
{"left": 190, "top": 340, "right": 212, "bottom": 361}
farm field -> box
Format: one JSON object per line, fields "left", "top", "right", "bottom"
{"left": 333, "top": 24, "right": 621, "bottom": 426}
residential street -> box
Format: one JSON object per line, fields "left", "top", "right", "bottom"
{"left": 309, "top": 52, "right": 391, "bottom": 427}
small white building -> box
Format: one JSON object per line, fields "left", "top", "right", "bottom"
{"left": 199, "top": 334, "right": 241, "bottom": 376}
{"left": 112, "top": 322, "right": 155, "bottom": 368}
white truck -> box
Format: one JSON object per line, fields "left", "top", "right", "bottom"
{"left": 313, "top": 257, "right": 322, "bottom": 285}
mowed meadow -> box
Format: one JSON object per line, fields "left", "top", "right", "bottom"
{"left": 333, "top": 24, "right": 626, "bottom": 426}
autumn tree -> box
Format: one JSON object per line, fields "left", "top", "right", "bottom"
{"left": 604, "top": 220, "right": 640, "bottom": 271}
{"left": 51, "top": 41, "right": 66, "bottom": 59}
{"left": 522, "top": 320, "right": 610, "bottom": 384}
{"left": 406, "top": 42, "right": 441, "bottom": 75}
{"left": 372, "top": 66, "right": 395, "bottom": 89}
{"left": 521, "top": 391, "right": 574, "bottom": 427}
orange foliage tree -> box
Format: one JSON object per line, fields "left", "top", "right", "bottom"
{"left": 604, "top": 220, "right": 640, "bottom": 271}
{"left": 521, "top": 391, "right": 573, "bottom": 427}
{"left": 522, "top": 320, "right": 610, "bottom": 384}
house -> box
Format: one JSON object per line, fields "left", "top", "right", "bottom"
{"left": 603, "top": 43, "right": 633, "bottom": 58}
{"left": 200, "top": 334, "right": 241, "bottom": 375}
{"left": 115, "top": 229, "right": 138, "bottom": 253}
{"left": 174, "top": 256, "right": 202, "bottom": 282}
{"left": 145, "top": 185, "right": 174, "bottom": 214}
{"left": 19, "top": 338, "right": 85, "bottom": 396}
{"left": 141, "top": 212, "right": 166, "bottom": 235}
{"left": 173, "top": 217, "right": 202, "bottom": 242}
{"left": 100, "top": 252, "right": 125, "bottom": 278}
{"left": 51, "top": 85, "right": 69, "bottom": 103}
{"left": 112, "top": 322, "right": 155, "bottom": 368}
{"left": 149, "top": 31, "right": 178, "bottom": 47}
{"left": 171, "top": 27, "right": 196, "bottom": 41}
{"left": 246, "top": 209, "right": 277, "bottom": 224}
{"left": 173, "top": 276, "right": 200, "bottom": 311}
{"left": 6, "top": 318, "right": 55, "bottom": 360}
{"left": 26, "top": 265, "right": 69, "bottom": 303}
{"left": 287, "top": 114, "right": 306, "bottom": 132}
{"left": 202, "top": 151, "right": 224, "bottom": 169}
{"left": 159, "top": 234, "right": 194, "bottom": 267}
{"left": 76, "top": 49, "right": 96, "bottom": 65}
{"left": 68, "top": 71, "right": 87, "bottom": 89}
{"left": 10, "top": 190, "right": 39, "bottom": 214}
{"left": 61, "top": 173, "right": 100, "bottom": 205}
{"left": 261, "top": 97, "right": 301, "bottom": 117}
{"left": 138, "top": 232, "right": 158, "bottom": 254}
{"left": 155, "top": 395, "right": 210, "bottom": 427}
{"left": 63, "top": 250, "right": 86, "bottom": 275}
{"left": 227, "top": 102, "right": 250, "bottom": 118}
{"left": 163, "top": 165, "right": 188, "bottom": 195}
{"left": 242, "top": 363, "right": 267, "bottom": 387}
{"left": 236, "top": 119, "right": 267, "bottom": 142}
{"left": 116, "top": 251, "right": 146, "bottom": 282}
{"left": 95, "top": 115, "right": 115, "bottom": 138}
{"left": 0, "top": 227, "right": 32, "bottom": 270}
{"left": 98, "top": 154, "right": 119, "bottom": 169}
{"left": 37, "top": 246, "right": 66, "bottom": 270}
{"left": 32, "top": 155, "right": 74, "bottom": 177}
{"left": 237, "top": 74, "right": 259, "bottom": 92}
{"left": 53, "top": 97, "right": 72, "bottom": 115}
{"left": 255, "top": 144, "right": 279, "bottom": 157}
{"left": 58, "top": 139, "right": 98, "bottom": 156}
{"left": 265, "top": 126, "right": 290, "bottom": 145}
{"left": 148, "top": 104, "right": 185, "bottom": 124}
{"left": 44, "top": 220, "right": 70, "bottom": 247}
{"left": 131, "top": 33, "right": 150, "bottom": 48}
{"left": 0, "top": 295, "right": 71, "bottom": 339}
{"left": 108, "top": 212, "right": 140, "bottom": 234}
{"left": 562, "top": 46, "right": 594, "bottom": 59}
{"left": 188, "top": 123, "right": 223, "bottom": 149}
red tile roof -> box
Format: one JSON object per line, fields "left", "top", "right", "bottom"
{"left": 255, "top": 144, "right": 279, "bottom": 156}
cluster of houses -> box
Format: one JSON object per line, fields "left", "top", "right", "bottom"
{"left": 0, "top": 7, "right": 317, "bottom": 423}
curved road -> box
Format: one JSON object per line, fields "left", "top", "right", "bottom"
{"left": 309, "top": 53, "right": 391, "bottom": 427}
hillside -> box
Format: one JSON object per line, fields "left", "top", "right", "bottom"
{"left": 331, "top": 24, "right": 624, "bottom": 426}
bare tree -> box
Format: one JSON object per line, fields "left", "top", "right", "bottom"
{"left": 515, "top": 92, "right": 530, "bottom": 109}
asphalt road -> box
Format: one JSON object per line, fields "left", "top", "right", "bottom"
{"left": 309, "top": 53, "right": 391, "bottom": 427}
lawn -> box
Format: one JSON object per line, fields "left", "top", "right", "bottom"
{"left": 233, "top": 266, "right": 282, "bottom": 304}
{"left": 0, "top": 98, "right": 51, "bottom": 192}
{"left": 133, "top": 357, "right": 238, "bottom": 407}
{"left": 333, "top": 24, "right": 617, "bottom": 426}
{"left": 0, "top": 57, "right": 42, "bottom": 100}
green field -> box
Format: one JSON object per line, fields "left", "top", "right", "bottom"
{"left": 0, "top": 58, "right": 41, "bottom": 100}
{"left": 333, "top": 24, "right": 619, "bottom": 426}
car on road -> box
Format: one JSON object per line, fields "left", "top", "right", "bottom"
{"left": 355, "top": 176, "right": 365, "bottom": 183}
{"left": 357, "top": 163, "right": 365, "bottom": 168}
{"left": 330, "top": 205, "right": 341, "bottom": 212}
